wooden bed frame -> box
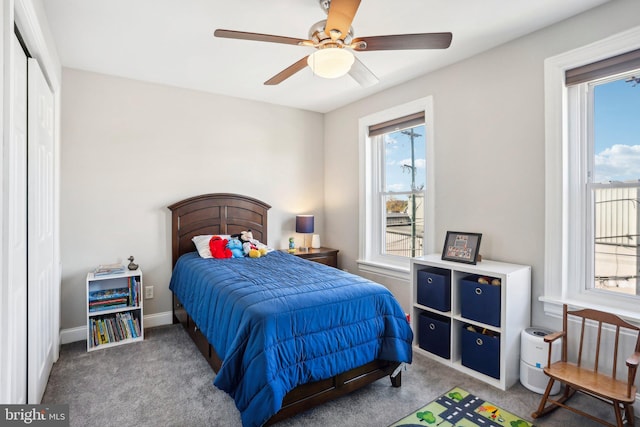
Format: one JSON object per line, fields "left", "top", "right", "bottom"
{"left": 168, "top": 193, "right": 402, "bottom": 425}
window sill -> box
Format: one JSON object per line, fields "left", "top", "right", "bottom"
{"left": 356, "top": 259, "right": 410, "bottom": 281}
{"left": 540, "top": 296, "right": 640, "bottom": 325}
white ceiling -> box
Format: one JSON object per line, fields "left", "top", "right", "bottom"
{"left": 42, "top": 0, "right": 610, "bottom": 113}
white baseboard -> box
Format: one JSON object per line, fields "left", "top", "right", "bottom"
{"left": 59, "top": 326, "right": 86, "bottom": 345}
{"left": 142, "top": 311, "right": 173, "bottom": 329}
{"left": 59, "top": 310, "right": 174, "bottom": 344}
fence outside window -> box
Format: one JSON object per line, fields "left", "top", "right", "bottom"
{"left": 385, "top": 213, "right": 423, "bottom": 258}
{"left": 594, "top": 184, "right": 640, "bottom": 296}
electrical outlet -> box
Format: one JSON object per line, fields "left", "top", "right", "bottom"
{"left": 145, "top": 286, "right": 154, "bottom": 299}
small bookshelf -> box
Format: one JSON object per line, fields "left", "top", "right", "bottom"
{"left": 86, "top": 268, "right": 143, "bottom": 351}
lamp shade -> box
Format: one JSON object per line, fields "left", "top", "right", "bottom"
{"left": 307, "top": 48, "right": 354, "bottom": 79}
{"left": 295, "top": 215, "right": 314, "bottom": 234}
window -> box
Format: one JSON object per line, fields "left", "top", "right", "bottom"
{"left": 358, "top": 98, "right": 435, "bottom": 276}
{"left": 372, "top": 113, "right": 426, "bottom": 259}
{"left": 544, "top": 27, "right": 640, "bottom": 317}
{"left": 589, "top": 73, "right": 640, "bottom": 297}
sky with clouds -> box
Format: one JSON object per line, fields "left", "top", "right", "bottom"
{"left": 594, "top": 76, "right": 640, "bottom": 183}
{"left": 384, "top": 126, "right": 426, "bottom": 194}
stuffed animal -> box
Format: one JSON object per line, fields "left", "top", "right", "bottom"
{"left": 227, "top": 238, "right": 244, "bottom": 258}
{"left": 231, "top": 230, "right": 269, "bottom": 258}
{"left": 256, "top": 245, "right": 268, "bottom": 257}
{"left": 243, "top": 242, "right": 258, "bottom": 257}
{"left": 248, "top": 248, "right": 261, "bottom": 258}
{"left": 241, "top": 230, "right": 254, "bottom": 242}
{"left": 248, "top": 237, "right": 269, "bottom": 256}
{"left": 232, "top": 230, "right": 254, "bottom": 245}
{"left": 209, "top": 236, "right": 232, "bottom": 259}
{"left": 242, "top": 240, "right": 268, "bottom": 258}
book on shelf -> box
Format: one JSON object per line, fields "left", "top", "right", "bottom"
{"left": 126, "top": 276, "right": 140, "bottom": 307}
{"left": 97, "top": 319, "right": 106, "bottom": 344}
{"left": 105, "top": 319, "right": 114, "bottom": 343}
{"left": 90, "top": 311, "right": 141, "bottom": 347}
{"left": 114, "top": 316, "right": 125, "bottom": 340}
{"left": 90, "top": 319, "right": 97, "bottom": 347}
{"left": 125, "top": 312, "right": 138, "bottom": 338}
{"left": 133, "top": 318, "right": 141, "bottom": 337}
{"left": 89, "top": 287, "right": 129, "bottom": 302}
{"left": 89, "top": 297, "right": 127, "bottom": 306}
{"left": 116, "top": 315, "right": 128, "bottom": 339}
{"left": 93, "top": 263, "right": 126, "bottom": 276}
{"left": 90, "top": 305, "right": 127, "bottom": 313}
{"left": 88, "top": 299, "right": 127, "bottom": 312}
{"left": 89, "top": 286, "right": 130, "bottom": 312}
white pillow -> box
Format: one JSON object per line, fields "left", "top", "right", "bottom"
{"left": 192, "top": 235, "right": 230, "bottom": 258}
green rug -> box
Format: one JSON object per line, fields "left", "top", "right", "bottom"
{"left": 389, "top": 386, "right": 535, "bottom": 427}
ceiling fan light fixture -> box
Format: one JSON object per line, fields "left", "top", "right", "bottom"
{"left": 307, "top": 48, "right": 355, "bottom": 79}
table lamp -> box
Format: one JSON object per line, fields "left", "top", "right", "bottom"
{"left": 295, "top": 215, "right": 314, "bottom": 252}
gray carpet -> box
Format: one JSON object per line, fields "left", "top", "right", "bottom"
{"left": 42, "top": 324, "right": 627, "bottom": 426}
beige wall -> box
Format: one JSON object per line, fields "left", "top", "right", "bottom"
{"left": 323, "top": 0, "right": 640, "bottom": 329}
{"left": 60, "top": 69, "right": 324, "bottom": 330}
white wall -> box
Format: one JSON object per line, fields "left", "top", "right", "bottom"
{"left": 59, "top": 69, "right": 324, "bottom": 330}
{"left": 323, "top": 0, "right": 640, "bottom": 328}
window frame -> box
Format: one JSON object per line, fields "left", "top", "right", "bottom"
{"left": 358, "top": 97, "right": 436, "bottom": 278}
{"left": 543, "top": 25, "right": 640, "bottom": 319}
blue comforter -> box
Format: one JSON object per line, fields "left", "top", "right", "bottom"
{"left": 169, "top": 251, "right": 413, "bottom": 427}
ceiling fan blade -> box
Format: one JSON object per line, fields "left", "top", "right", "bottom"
{"left": 214, "top": 29, "right": 308, "bottom": 46}
{"left": 325, "top": 0, "right": 361, "bottom": 40}
{"left": 352, "top": 33, "right": 453, "bottom": 51}
{"left": 348, "top": 57, "right": 378, "bottom": 88}
{"left": 264, "top": 56, "right": 310, "bottom": 85}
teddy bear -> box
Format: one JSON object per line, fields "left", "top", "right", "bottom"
{"left": 226, "top": 238, "right": 244, "bottom": 258}
{"left": 209, "top": 235, "right": 232, "bottom": 259}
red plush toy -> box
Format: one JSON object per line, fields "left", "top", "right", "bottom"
{"left": 209, "top": 236, "right": 232, "bottom": 259}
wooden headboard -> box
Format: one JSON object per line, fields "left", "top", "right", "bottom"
{"left": 168, "top": 193, "right": 271, "bottom": 266}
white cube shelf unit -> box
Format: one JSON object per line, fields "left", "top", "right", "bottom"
{"left": 410, "top": 254, "right": 531, "bottom": 390}
{"left": 86, "top": 269, "right": 143, "bottom": 351}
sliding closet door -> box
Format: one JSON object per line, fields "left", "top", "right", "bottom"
{"left": 1, "top": 32, "right": 29, "bottom": 405}
{"left": 27, "top": 57, "right": 55, "bottom": 404}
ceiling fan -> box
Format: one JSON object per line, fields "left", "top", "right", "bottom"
{"left": 214, "top": 0, "right": 452, "bottom": 87}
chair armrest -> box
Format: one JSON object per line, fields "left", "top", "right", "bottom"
{"left": 544, "top": 331, "right": 565, "bottom": 343}
{"left": 626, "top": 352, "right": 640, "bottom": 398}
{"left": 543, "top": 331, "right": 565, "bottom": 367}
{"left": 626, "top": 352, "right": 640, "bottom": 368}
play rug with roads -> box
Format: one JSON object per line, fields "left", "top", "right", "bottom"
{"left": 389, "top": 386, "right": 534, "bottom": 427}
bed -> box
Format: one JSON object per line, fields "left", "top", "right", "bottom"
{"left": 167, "top": 193, "right": 413, "bottom": 427}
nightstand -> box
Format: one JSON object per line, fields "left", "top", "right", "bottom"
{"left": 284, "top": 247, "right": 339, "bottom": 268}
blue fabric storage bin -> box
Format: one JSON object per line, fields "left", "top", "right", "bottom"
{"left": 461, "top": 325, "right": 500, "bottom": 379}
{"left": 417, "top": 268, "right": 451, "bottom": 312}
{"left": 418, "top": 312, "right": 451, "bottom": 359}
{"left": 459, "top": 275, "right": 501, "bottom": 326}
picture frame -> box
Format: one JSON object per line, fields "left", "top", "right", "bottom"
{"left": 441, "top": 231, "right": 482, "bottom": 264}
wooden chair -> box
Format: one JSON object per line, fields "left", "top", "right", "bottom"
{"left": 532, "top": 304, "right": 640, "bottom": 427}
